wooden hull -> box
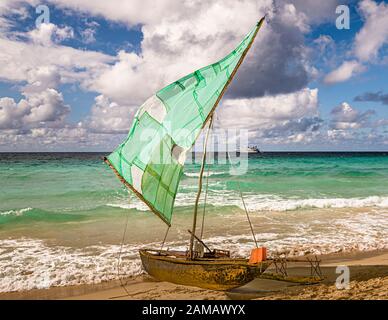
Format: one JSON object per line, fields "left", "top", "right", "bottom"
{"left": 139, "top": 249, "right": 270, "bottom": 291}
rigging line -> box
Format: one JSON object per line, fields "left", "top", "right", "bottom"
{"left": 116, "top": 210, "right": 131, "bottom": 297}
{"left": 237, "top": 180, "right": 258, "bottom": 249}
{"left": 200, "top": 162, "right": 211, "bottom": 240}
{"left": 227, "top": 151, "right": 259, "bottom": 248}
{"left": 159, "top": 225, "right": 171, "bottom": 253}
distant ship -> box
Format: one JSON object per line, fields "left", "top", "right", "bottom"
{"left": 240, "top": 146, "right": 261, "bottom": 154}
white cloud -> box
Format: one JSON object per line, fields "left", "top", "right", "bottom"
{"left": 279, "top": 3, "right": 310, "bottom": 33}
{"left": 3, "top": 0, "right": 386, "bottom": 150}
{"left": 88, "top": 0, "right": 319, "bottom": 105}
{"left": 24, "top": 65, "right": 61, "bottom": 94}
{"left": 219, "top": 88, "right": 319, "bottom": 128}
{"left": 323, "top": 60, "right": 366, "bottom": 84}
{"left": 330, "top": 102, "right": 375, "bottom": 130}
{"left": 0, "top": 88, "right": 70, "bottom": 130}
{"left": 86, "top": 95, "right": 135, "bottom": 134}
{"left": 47, "top": 0, "right": 194, "bottom": 27}
{"left": 90, "top": 51, "right": 150, "bottom": 105}
{"left": 354, "top": 0, "right": 388, "bottom": 62}
{"left": 87, "top": 0, "right": 272, "bottom": 104}
{"left": 323, "top": 0, "right": 388, "bottom": 84}
{"left": 0, "top": 34, "right": 114, "bottom": 84}
{"left": 28, "top": 23, "right": 74, "bottom": 46}
{"left": 216, "top": 88, "right": 320, "bottom": 144}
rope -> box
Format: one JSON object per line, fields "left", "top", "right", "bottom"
{"left": 237, "top": 180, "right": 258, "bottom": 248}
{"left": 227, "top": 152, "right": 258, "bottom": 248}
{"left": 159, "top": 226, "right": 171, "bottom": 253}
{"left": 116, "top": 210, "right": 131, "bottom": 297}
{"left": 200, "top": 162, "right": 211, "bottom": 239}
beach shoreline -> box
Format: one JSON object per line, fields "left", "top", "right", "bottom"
{"left": 1, "top": 249, "right": 387, "bottom": 300}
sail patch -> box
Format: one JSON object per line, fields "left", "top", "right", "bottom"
{"left": 138, "top": 95, "right": 167, "bottom": 124}
{"left": 131, "top": 165, "right": 144, "bottom": 193}
{"left": 172, "top": 144, "right": 187, "bottom": 165}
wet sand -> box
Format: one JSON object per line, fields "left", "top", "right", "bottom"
{"left": 1, "top": 250, "right": 387, "bottom": 300}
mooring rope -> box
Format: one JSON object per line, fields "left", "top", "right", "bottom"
{"left": 116, "top": 210, "right": 131, "bottom": 297}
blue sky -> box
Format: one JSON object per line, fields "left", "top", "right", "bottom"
{"left": 0, "top": 0, "right": 387, "bottom": 151}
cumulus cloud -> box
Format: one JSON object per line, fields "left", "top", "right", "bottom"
{"left": 262, "top": 117, "right": 322, "bottom": 139}
{"left": 28, "top": 23, "right": 74, "bottom": 46}
{"left": 85, "top": 95, "right": 135, "bottom": 134}
{"left": 0, "top": 89, "right": 70, "bottom": 130}
{"left": 330, "top": 102, "right": 375, "bottom": 130}
{"left": 217, "top": 88, "right": 320, "bottom": 143}
{"left": 23, "top": 65, "right": 61, "bottom": 94}
{"left": 90, "top": 51, "right": 149, "bottom": 105}
{"left": 85, "top": 0, "right": 323, "bottom": 106}
{"left": 354, "top": 0, "right": 388, "bottom": 62}
{"left": 355, "top": 91, "right": 388, "bottom": 106}
{"left": 0, "top": 34, "right": 114, "bottom": 84}
{"left": 47, "top": 0, "right": 187, "bottom": 27}
{"left": 227, "top": 2, "right": 313, "bottom": 98}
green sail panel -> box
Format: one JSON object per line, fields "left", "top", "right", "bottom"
{"left": 106, "top": 21, "right": 263, "bottom": 226}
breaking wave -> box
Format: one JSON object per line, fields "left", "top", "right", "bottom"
{"left": 0, "top": 208, "right": 33, "bottom": 216}
{"left": 107, "top": 194, "right": 388, "bottom": 212}
{"left": 1, "top": 208, "right": 387, "bottom": 293}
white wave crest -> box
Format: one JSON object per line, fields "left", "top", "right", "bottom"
{"left": 108, "top": 194, "right": 388, "bottom": 213}
{"left": 184, "top": 171, "right": 227, "bottom": 178}
{"left": 241, "top": 195, "right": 388, "bottom": 212}
{"left": 0, "top": 208, "right": 33, "bottom": 216}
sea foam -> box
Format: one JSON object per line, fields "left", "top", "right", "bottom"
{"left": 1, "top": 209, "right": 387, "bottom": 293}
{"left": 107, "top": 193, "right": 388, "bottom": 213}
{"left": 0, "top": 208, "right": 33, "bottom": 216}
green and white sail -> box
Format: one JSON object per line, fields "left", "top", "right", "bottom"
{"left": 105, "top": 19, "right": 264, "bottom": 226}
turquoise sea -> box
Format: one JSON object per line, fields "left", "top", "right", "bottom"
{"left": 0, "top": 152, "right": 387, "bottom": 292}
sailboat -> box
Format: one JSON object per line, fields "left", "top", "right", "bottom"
{"left": 104, "top": 17, "right": 270, "bottom": 291}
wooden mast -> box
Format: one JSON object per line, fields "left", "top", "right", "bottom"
{"left": 189, "top": 115, "right": 214, "bottom": 259}
{"left": 188, "top": 17, "right": 265, "bottom": 259}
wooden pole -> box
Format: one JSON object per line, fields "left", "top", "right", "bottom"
{"left": 188, "top": 17, "right": 265, "bottom": 259}
{"left": 188, "top": 229, "right": 212, "bottom": 253}
{"left": 189, "top": 115, "right": 214, "bottom": 259}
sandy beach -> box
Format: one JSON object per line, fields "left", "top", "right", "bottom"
{"left": 1, "top": 250, "right": 387, "bottom": 300}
